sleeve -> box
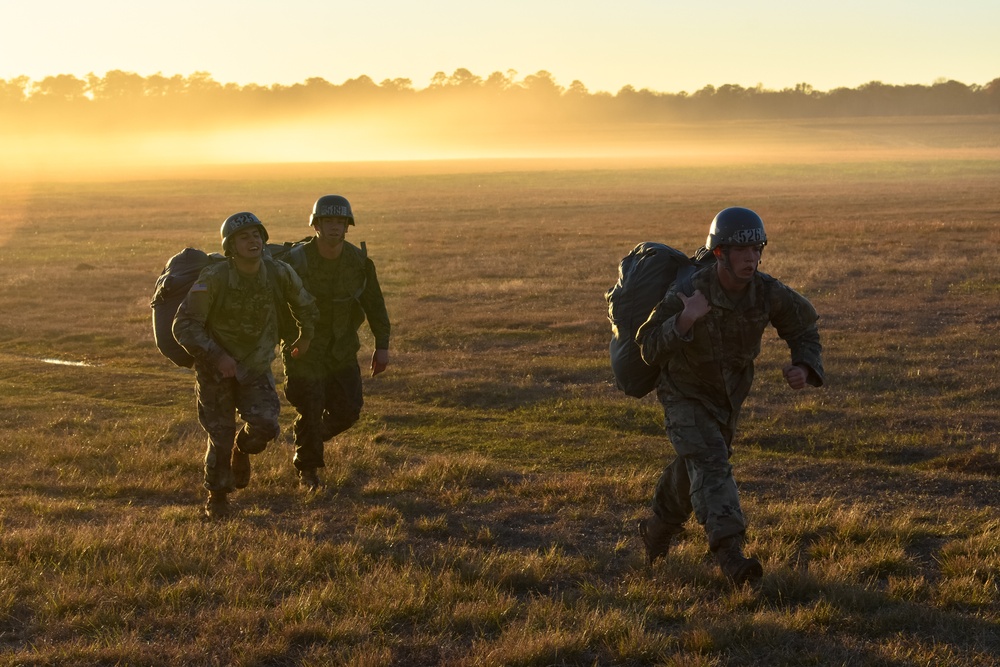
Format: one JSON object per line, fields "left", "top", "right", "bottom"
{"left": 635, "top": 287, "right": 688, "bottom": 367}
{"left": 359, "top": 257, "right": 391, "bottom": 349}
{"left": 276, "top": 260, "right": 319, "bottom": 341}
{"left": 769, "top": 281, "right": 825, "bottom": 387}
{"left": 172, "top": 267, "right": 227, "bottom": 366}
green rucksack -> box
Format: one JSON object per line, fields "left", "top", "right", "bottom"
{"left": 150, "top": 241, "right": 310, "bottom": 368}
{"left": 605, "top": 243, "right": 712, "bottom": 398}
{"left": 151, "top": 248, "right": 225, "bottom": 367}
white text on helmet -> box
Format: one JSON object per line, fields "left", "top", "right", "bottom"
{"left": 317, "top": 205, "right": 351, "bottom": 217}
{"left": 229, "top": 213, "right": 259, "bottom": 229}
{"left": 731, "top": 228, "right": 766, "bottom": 244}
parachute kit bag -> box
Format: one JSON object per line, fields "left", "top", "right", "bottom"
{"left": 605, "top": 242, "right": 705, "bottom": 398}
{"left": 149, "top": 239, "right": 330, "bottom": 367}
{"left": 150, "top": 248, "right": 225, "bottom": 368}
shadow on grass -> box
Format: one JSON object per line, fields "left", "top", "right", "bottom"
{"left": 749, "top": 427, "right": 943, "bottom": 467}
{"left": 740, "top": 455, "right": 1000, "bottom": 511}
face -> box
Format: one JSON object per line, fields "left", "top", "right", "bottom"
{"left": 314, "top": 217, "right": 349, "bottom": 244}
{"left": 719, "top": 244, "right": 763, "bottom": 283}
{"left": 230, "top": 226, "right": 263, "bottom": 260}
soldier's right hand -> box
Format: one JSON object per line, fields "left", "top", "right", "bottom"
{"left": 217, "top": 354, "right": 238, "bottom": 378}
{"left": 678, "top": 290, "right": 711, "bottom": 320}
{"left": 675, "top": 290, "right": 712, "bottom": 338}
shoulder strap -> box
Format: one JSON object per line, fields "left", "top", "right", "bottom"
{"left": 677, "top": 264, "right": 696, "bottom": 297}
{"left": 329, "top": 242, "right": 368, "bottom": 303}
{"left": 287, "top": 244, "right": 308, "bottom": 274}
{"left": 203, "top": 261, "right": 230, "bottom": 325}
{"left": 351, "top": 242, "right": 368, "bottom": 301}
{"left": 263, "top": 257, "right": 284, "bottom": 302}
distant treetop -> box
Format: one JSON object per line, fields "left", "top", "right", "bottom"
{"left": 2, "top": 69, "right": 998, "bottom": 121}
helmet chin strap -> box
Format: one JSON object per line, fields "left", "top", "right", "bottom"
{"left": 714, "top": 247, "right": 738, "bottom": 279}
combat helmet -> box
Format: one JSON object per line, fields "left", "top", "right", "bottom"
{"left": 220, "top": 212, "right": 269, "bottom": 255}
{"left": 310, "top": 194, "right": 355, "bottom": 226}
{"left": 706, "top": 207, "right": 767, "bottom": 250}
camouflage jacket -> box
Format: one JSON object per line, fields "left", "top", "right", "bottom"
{"left": 282, "top": 238, "right": 390, "bottom": 374}
{"left": 173, "top": 257, "right": 318, "bottom": 381}
{"left": 636, "top": 264, "right": 824, "bottom": 425}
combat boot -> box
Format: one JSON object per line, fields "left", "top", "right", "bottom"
{"left": 713, "top": 536, "right": 763, "bottom": 584}
{"left": 232, "top": 449, "right": 251, "bottom": 489}
{"left": 204, "top": 490, "right": 230, "bottom": 519}
{"left": 638, "top": 514, "right": 683, "bottom": 565}
{"left": 298, "top": 468, "right": 322, "bottom": 492}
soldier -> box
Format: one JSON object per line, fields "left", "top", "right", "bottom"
{"left": 281, "top": 195, "right": 391, "bottom": 491}
{"left": 174, "top": 212, "right": 318, "bottom": 518}
{"left": 635, "top": 207, "right": 824, "bottom": 584}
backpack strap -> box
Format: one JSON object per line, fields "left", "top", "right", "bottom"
{"left": 286, "top": 244, "right": 308, "bottom": 275}
{"left": 263, "top": 258, "right": 299, "bottom": 342}
{"left": 678, "top": 248, "right": 716, "bottom": 296}
{"left": 204, "top": 261, "right": 229, "bottom": 328}
{"left": 262, "top": 257, "right": 285, "bottom": 304}
{"left": 676, "top": 264, "right": 696, "bottom": 297}
{"left": 350, "top": 241, "right": 368, "bottom": 301}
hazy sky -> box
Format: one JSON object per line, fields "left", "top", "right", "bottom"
{"left": 2, "top": 0, "right": 997, "bottom": 93}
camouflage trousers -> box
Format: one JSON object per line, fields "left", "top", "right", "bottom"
{"left": 284, "top": 362, "right": 363, "bottom": 471}
{"left": 653, "top": 396, "right": 746, "bottom": 551}
{"left": 195, "top": 367, "right": 280, "bottom": 492}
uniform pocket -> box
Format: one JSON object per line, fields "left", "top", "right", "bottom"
{"left": 664, "top": 400, "right": 703, "bottom": 459}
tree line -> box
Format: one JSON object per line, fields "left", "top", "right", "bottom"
{"left": 3, "top": 69, "right": 999, "bottom": 134}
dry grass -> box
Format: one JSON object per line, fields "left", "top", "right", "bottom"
{"left": 0, "top": 128, "right": 999, "bottom": 665}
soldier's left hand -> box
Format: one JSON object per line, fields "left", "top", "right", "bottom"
{"left": 783, "top": 363, "right": 808, "bottom": 390}
{"left": 217, "top": 353, "right": 238, "bottom": 378}
{"left": 371, "top": 349, "right": 389, "bottom": 376}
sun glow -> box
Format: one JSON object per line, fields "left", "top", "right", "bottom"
{"left": 3, "top": 75, "right": 999, "bottom": 183}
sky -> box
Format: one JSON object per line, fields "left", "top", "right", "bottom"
{"left": 2, "top": 0, "right": 998, "bottom": 95}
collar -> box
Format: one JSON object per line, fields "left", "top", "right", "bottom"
{"left": 707, "top": 267, "right": 757, "bottom": 310}
{"left": 227, "top": 258, "right": 268, "bottom": 289}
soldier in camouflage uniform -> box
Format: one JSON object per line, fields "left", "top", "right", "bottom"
{"left": 635, "top": 207, "right": 824, "bottom": 584}
{"left": 280, "top": 195, "right": 391, "bottom": 491}
{"left": 174, "top": 212, "right": 318, "bottom": 518}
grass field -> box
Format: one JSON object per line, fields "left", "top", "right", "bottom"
{"left": 1, "top": 125, "right": 999, "bottom": 664}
